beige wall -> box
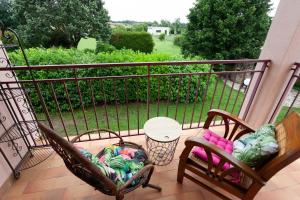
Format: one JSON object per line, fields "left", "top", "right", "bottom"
{"left": 0, "top": 41, "right": 34, "bottom": 187}
{"left": 242, "top": 0, "right": 300, "bottom": 127}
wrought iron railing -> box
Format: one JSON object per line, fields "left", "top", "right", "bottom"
{"left": 0, "top": 23, "right": 271, "bottom": 178}
{"left": 270, "top": 63, "right": 300, "bottom": 122}
{"left": 0, "top": 60, "right": 269, "bottom": 143}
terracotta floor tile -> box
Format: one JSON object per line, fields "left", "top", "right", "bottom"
{"left": 255, "top": 187, "right": 300, "bottom": 200}
{"left": 269, "top": 173, "right": 299, "bottom": 189}
{"left": 23, "top": 175, "right": 85, "bottom": 194}
{"left": 38, "top": 166, "right": 71, "bottom": 180}
{"left": 63, "top": 184, "right": 101, "bottom": 200}
{"left": 289, "top": 184, "right": 300, "bottom": 197}
{"left": 2, "top": 128, "right": 300, "bottom": 200}
{"left": 290, "top": 171, "right": 300, "bottom": 183}
{"left": 42, "top": 188, "right": 66, "bottom": 200}
{"left": 3, "top": 188, "right": 66, "bottom": 200}
{"left": 2, "top": 180, "right": 29, "bottom": 199}
{"left": 259, "top": 180, "right": 278, "bottom": 192}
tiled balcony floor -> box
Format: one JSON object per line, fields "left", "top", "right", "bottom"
{"left": 2, "top": 127, "right": 300, "bottom": 200}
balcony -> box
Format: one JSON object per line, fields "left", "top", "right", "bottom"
{"left": 0, "top": 58, "right": 299, "bottom": 200}
{"left": 1, "top": 1, "right": 300, "bottom": 199}
{"left": 1, "top": 127, "right": 300, "bottom": 200}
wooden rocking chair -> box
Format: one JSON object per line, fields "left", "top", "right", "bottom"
{"left": 38, "top": 123, "right": 161, "bottom": 200}
{"left": 177, "top": 109, "right": 300, "bottom": 200}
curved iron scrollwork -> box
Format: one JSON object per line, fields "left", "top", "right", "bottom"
{"left": 16, "top": 96, "right": 31, "bottom": 114}
{"left": 0, "top": 112, "right": 6, "bottom": 123}
{"left": 0, "top": 57, "right": 10, "bottom": 68}
{"left": 5, "top": 71, "right": 14, "bottom": 78}
{"left": 0, "top": 20, "right": 30, "bottom": 67}
{"left": 7, "top": 141, "right": 22, "bottom": 157}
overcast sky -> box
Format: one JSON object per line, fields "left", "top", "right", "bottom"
{"left": 103, "top": 0, "right": 280, "bottom": 23}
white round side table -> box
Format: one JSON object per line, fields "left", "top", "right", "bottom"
{"left": 143, "top": 117, "right": 181, "bottom": 166}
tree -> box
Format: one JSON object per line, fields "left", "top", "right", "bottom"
{"left": 12, "top": 0, "right": 111, "bottom": 48}
{"left": 172, "top": 18, "right": 182, "bottom": 34}
{"left": 0, "top": 0, "right": 16, "bottom": 29}
{"left": 112, "top": 25, "right": 128, "bottom": 33}
{"left": 152, "top": 21, "right": 160, "bottom": 26}
{"left": 182, "top": 0, "right": 271, "bottom": 59}
{"left": 132, "top": 23, "right": 148, "bottom": 32}
{"left": 160, "top": 20, "right": 171, "bottom": 27}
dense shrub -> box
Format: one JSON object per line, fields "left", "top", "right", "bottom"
{"left": 95, "top": 40, "right": 116, "bottom": 53}
{"left": 173, "top": 35, "right": 184, "bottom": 47}
{"left": 110, "top": 32, "right": 154, "bottom": 53}
{"left": 159, "top": 34, "right": 165, "bottom": 41}
{"left": 9, "top": 48, "right": 212, "bottom": 112}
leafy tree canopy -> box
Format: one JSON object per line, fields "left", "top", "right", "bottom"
{"left": 0, "top": 0, "right": 16, "bottom": 29}
{"left": 182, "top": 0, "right": 271, "bottom": 59}
{"left": 12, "top": 0, "right": 111, "bottom": 48}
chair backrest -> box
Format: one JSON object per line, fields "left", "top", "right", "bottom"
{"left": 38, "top": 123, "right": 116, "bottom": 195}
{"left": 258, "top": 112, "right": 300, "bottom": 181}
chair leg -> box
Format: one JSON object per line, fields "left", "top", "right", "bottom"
{"left": 177, "top": 159, "right": 185, "bottom": 184}
{"left": 142, "top": 166, "right": 162, "bottom": 192}
{"left": 143, "top": 165, "right": 154, "bottom": 186}
{"left": 143, "top": 183, "right": 162, "bottom": 192}
{"left": 116, "top": 193, "right": 124, "bottom": 200}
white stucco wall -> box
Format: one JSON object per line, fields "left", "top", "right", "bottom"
{"left": 147, "top": 26, "right": 170, "bottom": 35}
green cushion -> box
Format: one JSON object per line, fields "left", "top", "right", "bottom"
{"left": 233, "top": 124, "right": 279, "bottom": 167}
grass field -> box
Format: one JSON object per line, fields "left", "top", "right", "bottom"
{"left": 152, "top": 35, "right": 182, "bottom": 56}
{"left": 275, "top": 107, "right": 300, "bottom": 123}
{"left": 77, "top": 38, "right": 97, "bottom": 51}
{"left": 39, "top": 77, "right": 297, "bottom": 137}
{"left": 40, "top": 79, "right": 246, "bottom": 136}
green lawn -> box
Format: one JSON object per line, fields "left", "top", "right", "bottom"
{"left": 152, "top": 35, "right": 182, "bottom": 56}
{"left": 38, "top": 77, "right": 298, "bottom": 137}
{"left": 41, "top": 79, "right": 246, "bottom": 136}
{"left": 275, "top": 107, "right": 300, "bottom": 123}
{"left": 77, "top": 37, "right": 97, "bottom": 51}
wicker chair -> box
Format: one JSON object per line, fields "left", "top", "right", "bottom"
{"left": 177, "top": 109, "right": 300, "bottom": 200}
{"left": 38, "top": 123, "right": 161, "bottom": 200}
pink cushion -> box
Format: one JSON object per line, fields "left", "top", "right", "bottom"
{"left": 192, "top": 129, "right": 239, "bottom": 182}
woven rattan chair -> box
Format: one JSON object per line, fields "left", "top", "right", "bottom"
{"left": 177, "top": 109, "right": 300, "bottom": 200}
{"left": 38, "top": 123, "right": 161, "bottom": 200}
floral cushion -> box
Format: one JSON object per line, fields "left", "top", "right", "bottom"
{"left": 76, "top": 145, "right": 146, "bottom": 187}
{"left": 233, "top": 124, "right": 279, "bottom": 167}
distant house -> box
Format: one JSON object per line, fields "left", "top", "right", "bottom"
{"left": 147, "top": 26, "right": 170, "bottom": 35}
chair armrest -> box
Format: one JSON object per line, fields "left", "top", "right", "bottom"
{"left": 204, "top": 109, "right": 255, "bottom": 140}
{"left": 119, "top": 164, "right": 154, "bottom": 190}
{"left": 71, "top": 129, "right": 124, "bottom": 143}
{"left": 71, "top": 133, "right": 90, "bottom": 143}
{"left": 181, "top": 136, "right": 265, "bottom": 185}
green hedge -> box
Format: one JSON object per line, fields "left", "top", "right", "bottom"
{"left": 95, "top": 40, "right": 116, "bottom": 53}
{"left": 9, "top": 48, "right": 212, "bottom": 112}
{"left": 110, "top": 32, "right": 154, "bottom": 53}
